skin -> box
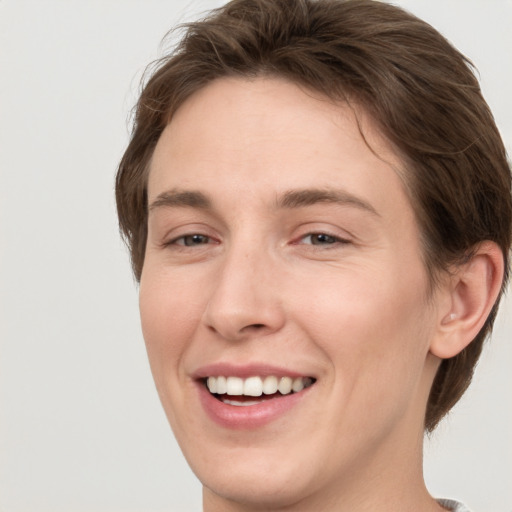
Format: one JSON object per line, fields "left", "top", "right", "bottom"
{"left": 139, "top": 77, "right": 498, "bottom": 511}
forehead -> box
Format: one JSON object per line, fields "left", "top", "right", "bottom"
{"left": 148, "top": 77, "right": 410, "bottom": 218}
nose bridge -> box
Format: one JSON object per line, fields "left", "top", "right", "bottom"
{"left": 203, "top": 232, "right": 284, "bottom": 340}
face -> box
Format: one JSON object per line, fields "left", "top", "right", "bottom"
{"left": 140, "top": 77, "right": 441, "bottom": 509}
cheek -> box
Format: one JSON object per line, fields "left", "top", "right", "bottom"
{"left": 138, "top": 268, "right": 204, "bottom": 379}
{"left": 301, "top": 281, "right": 433, "bottom": 451}
{"left": 292, "top": 261, "right": 434, "bottom": 396}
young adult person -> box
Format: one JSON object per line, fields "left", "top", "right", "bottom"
{"left": 115, "top": 1, "right": 511, "bottom": 510}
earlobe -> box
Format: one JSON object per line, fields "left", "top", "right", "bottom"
{"left": 430, "top": 241, "right": 504, "bottom": 359}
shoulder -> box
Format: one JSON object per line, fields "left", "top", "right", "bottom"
{"left": 437, "top": 499, "right": 472, "bottom": 512}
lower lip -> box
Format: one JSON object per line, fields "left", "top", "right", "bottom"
{"left": 197, "top": 382, "right": 311, "bottom": 429}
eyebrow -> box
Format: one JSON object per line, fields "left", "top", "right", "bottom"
{"left": 148, "top": 187, "right": 379, "bottom": 216}
{"left": 148, "top": 189, "right": 212, "bottom": 212}
{"left": 277, "top": 188, "right": 379, "bottom": 216}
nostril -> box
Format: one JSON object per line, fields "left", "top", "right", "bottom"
{"left": 206, "top": 322, "right": 267, "bottom": 339}
{"left": 238, "top": 323, "right": 268, "bottom": 334}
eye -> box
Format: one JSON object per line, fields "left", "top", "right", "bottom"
{"left": 300, "top": 233, "right": 348, "bottom": 246}
{"left": 172, "top": 234, "right": 212, "bottom": 246}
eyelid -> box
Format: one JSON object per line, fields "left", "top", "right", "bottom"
{"left": 290, "top": 223, "right": 354, "bottom": 245}
{"left": 165, "top": 232, "right": 220, "bottom": 247}
{"left": 157, "top": 221, "right": 221, "bottom": 248}
{"left": 296, "top": 232, "right": 351, "bottom": 246}
{"left": 303, "top": 232, "right": 348, "bottom": 243}
{"left": 170, "top": 234, "right": 210, "bottom": 246}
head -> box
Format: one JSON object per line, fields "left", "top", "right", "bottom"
{"left": 116, "top": 0, "right": 511, "bottom": 505}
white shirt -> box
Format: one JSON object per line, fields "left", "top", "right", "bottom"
{"left": 437, "top": 499, "right": 472, "bottom": 511}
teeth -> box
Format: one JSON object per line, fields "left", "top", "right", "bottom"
{"left": 223, "top": 399, "right": 261, "bottom": 407}
{"left": 206, "top": 376, "right": 217, "bottom": 393}
{"left": 262, "top": 375, "right": 278, "bottom": 394}
{"left": 278, "top": 376, "right": 292, "bottom": 394}
{"left": 226, "top": 376, "right": 244, "bottom": 395}
{"left": 216, "top": 376, "right": 227, "bottom": 394}
{"left": 244, "top": 376, "right": 263, "bottom": 396}
{"left": 292, "top": 377, "right": 304, "bottom": 392}
{"left": 206, "top": 375, "right": 314, "bottom": 397}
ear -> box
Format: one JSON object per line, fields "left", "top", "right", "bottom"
{"left": 430, "top": 241, "right": 504, "bottom": 359}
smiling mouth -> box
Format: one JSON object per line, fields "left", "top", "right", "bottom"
{"left": 205, "top": 376, "right": 315, "bottom": 406}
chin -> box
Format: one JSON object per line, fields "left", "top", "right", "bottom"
{"left": 176, "top": 426, "right": 334, "bottom": 510}
{"left": 199, "top": 461, "right": 318, "bottom": 510}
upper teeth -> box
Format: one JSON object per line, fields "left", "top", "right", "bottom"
{"left": 206, "top": 376, "right": 313, "bottom": 396}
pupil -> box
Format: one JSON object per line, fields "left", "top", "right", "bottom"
{"left": 185, "top": 234, "right": 208, "bottom": 246}
{"left": 314, "top": 233, "right": 335, "bottom": 244}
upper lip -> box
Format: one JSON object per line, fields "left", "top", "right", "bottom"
{"left": 192, "top": 362, "right": 314, "bottom": 380}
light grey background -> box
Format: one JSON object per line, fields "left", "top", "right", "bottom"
{"left": 1, "top": 1, "right": 510, "bottom": 511}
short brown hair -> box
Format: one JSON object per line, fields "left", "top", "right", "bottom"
{"left": 116, "top": 0, "right": 512, "bottom": 431}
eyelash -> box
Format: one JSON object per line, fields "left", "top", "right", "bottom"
{"left": 165, "top": 231, "right": 350, "bottom": 249}
{"left": 166, "top": 233, "right": 215, "bottom": 247}
{"left": 298, "top": 232, "right": 350, "bottom": 247}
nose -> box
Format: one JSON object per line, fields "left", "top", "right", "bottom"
{"left": 202, "top": 244, "right": 286, "bottom": 342}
